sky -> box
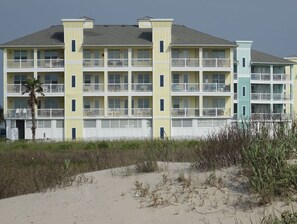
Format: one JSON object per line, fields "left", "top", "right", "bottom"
{"left": 1, "top": 0, "right": 297, "bottom": 106}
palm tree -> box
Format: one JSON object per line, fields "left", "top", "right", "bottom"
{"left": 22, "top": 78, "right": 44, "bottom": 140}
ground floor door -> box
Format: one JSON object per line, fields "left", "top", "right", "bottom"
{"left": 16, "top": 120, "right": 25, "bottom": 139}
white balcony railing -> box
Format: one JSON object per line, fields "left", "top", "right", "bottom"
{"left": 171, "top": 108, "right": 200, "bottom": 117}
{"left": 83, "top": 84, "right": 104, "bottom": 92}
{"left": 203, "top": 83, "right": 230, "bottom": 92}
{"left": 171, "top": 58, "right": 199, "bottom": 67}
{"left": 7, "top": 84, "right": 28, "bottom": 94}
{"left": 37, "top": 109, "right": 64, "bottom": 118}
{"left": 83, "top": 59, "right": 104, "bottom": 67}
{"left": 171, "top": 83, "right": 199, "bottom": 92}
{"left": 251, "top": 93, "right": 271, "bottom": 101}
{"left": 131, "top": 58, "right": 152, "bottom": 67}
{"left": 251, "top": 113, "right": 290, "bottom": 121}
{"left": 273, "top": 93, "right": 291, "bottom": 101}
{"left": 273, "top": 74, "right": 290, "bottom": 81}
{"left": 202, "top": 58, "right": 230, "bottom": 67}
{"left": 107, "top": 58, "right": 128, "bottom": 67}
{"left": 131, "top": 83, "right": 152, "bottom": 92}
{"left": 7, "top": 59, "right": 34, "bottom": 69}
{"left": 7, "top": 108, "right": 31, "bottom": 118}
{"left": 203, "top": 108, "right": 226, "bottom": 117}
{"left": 131, "top": 108, "right": 152, "bottom": 117}
{"left": 83, "top": 108, "right": 104, "bottom": 117}
{"left": 37, "top": 59, "right": 64, "bottom": 68}
{"left": 107, "top": 108, "right": 128, "bottom": 117}
{"left": 108, "top": 83, "right": 128, "bottom": 92}
{"left": 43, "top": 84, "right": 64, "bottom": 93}
{"left": 251, "top": 73, "right": 270, "bottom": 81}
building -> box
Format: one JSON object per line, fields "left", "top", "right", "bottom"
{"left": 235, "top": 41, "right": 294, "bottom": 122}
{"left": 0, "top": 17, "right": 293, "bottom": 141}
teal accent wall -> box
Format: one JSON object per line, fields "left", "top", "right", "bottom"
{"left": 237, "top": 77, "right": 251, "bottom": 120}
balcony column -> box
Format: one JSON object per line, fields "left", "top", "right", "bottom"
{"left": 128, "top": 48, "right": 132, "bottom": 67}
{"left": 104, "top": 96, "right": 108, "bottom": 117}
{"left": 270, "top": 65, "right": 273, "bottom": 112}
{"left": 199, "top": 71, "right": 203, "bottom": 92}
{"left": 3, "top": 49, "right": 7, "bottom": 118}
{"left": 34, "top": 49, "right": 38, "bottom": 78}
{"left": 199, "top": 96, "right": 203, "bottom": 116}
{"left": 199, "top": 48, "right": 203, "bottom": 67}
{"left": 104, "top": 48, "right": 108, "bottom": 67}
{"left": 128, "top": 96, "right": 132, "bottom": 117}
{"left": 104, "top": 71, "right": 108, "bottom": 93}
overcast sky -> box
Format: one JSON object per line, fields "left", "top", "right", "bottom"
{"left": 1, "top": 0, "right": 297, "bottom": 106}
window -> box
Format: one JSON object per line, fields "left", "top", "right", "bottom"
{"left": 14, "top": 50, "right": 27, "bottom": 61}
{"left": 242, "top": 86, "right": 246, "bottom": 97}
{"left": 56, "top": 120, "right": 64, "bottom": 128}
{"left": 172, "top": 74, "right": 179, "bottom": 84}
{"left": 71, "top": 40, "right": 76, "bottom": 52}
{"left": 72, "top": 75, "right": 76, "bottom": 87}
{"left": 14, "top": 75, "right": 27, "bottom": 84}
{"left": 108, "top": 74, "right": 120, "bottom": 84}
{"left": 84, "top": 120, "right": 96, "bottom": 128}
{"left": 108, "top": 49, "right": 121, "bottom": 59}
{"left": 72, "top": 100, "right": 76, "bottom": 112}
{"left": 242, "top": 106, "right": 246, "bottom": 116}
{"left": 84, "top": 74, "right": 91, "bottom": 85}
{"left": 84, "top": 98, "right": 91, "bottom": 109}
{"left": 213, "top": 74, "right": 225, "bottom": 83}
{"left": 44, "top": 50, "right": 58, "bottom": 59}
{"left": 101, "top": 119, "right": 142, "bottom": 128}
{"left": 38, "top": 120, "right": 51, "bottom": 128}
{"left": 138, "top": 99, "right": 149, "bottom": 108}
{"left": 242, "top": 58, "right": 245, "bottom": 67}
{"left": 160, "top": 99, "right": 164, "bottom": 111}
{"left": 45, "top": 74, "right": 58, "bottom": 84}
{"left": 160, "top": 127, "right": 165, "bottom": 139}
{"left": 138, "top": 74, "right": 150, "bottom": 83}
{"left": 72, "top": 128, "right": 76, "bottom": 140}
{"left": 108, "top": 98, "right": 120, "bottom": 108}
{"left": 172, "top": 119, "right": 192, "bottom": 127}
{"left": 160, "top": 75, "right": 164, "bottom": 87}
{"left": 160, "top": 41, "right": 164, "bottom": 53}
{"left": 138, "top": 49, "right": 150, "bottom": 59}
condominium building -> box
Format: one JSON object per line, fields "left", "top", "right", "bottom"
{"left": 1, "top": 17, "right": 293, "bottom": 141}
{"left": 235, "top": 41, "right": 294, "bottom": 122}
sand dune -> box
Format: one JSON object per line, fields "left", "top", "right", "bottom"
{"left": 0, "top": 162, "right": 296, "bottom": 224}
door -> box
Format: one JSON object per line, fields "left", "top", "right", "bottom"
{"left": 16, "top": 120, "right": 25, "bottom": 139}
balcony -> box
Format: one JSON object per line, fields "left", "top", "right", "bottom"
{"left": 203, "top": 83, "right": 230, "bottom": 92}
{"left": 273, "top": 93, "right": 291, "bottom": 101}
{"left": 171, "top": 58, "right": 199, "bottom": 67}
{"left": 203, "top": 108, "right": 227, "bottom": 117}
{"left": 131, "top": 108, "right": 152, "bottom": 117}
{"left": 43, "top": 84, "right": 64, "bottom": 94}
{"left": 171, "top": 83, "right": 199, "bottom": 92}
{"left": 7, "top": 108, "right": 31, "bottom": 118}
{"left": 37, "top": 109, "right": 64, "bottom": 118}
{"left": 251, "top": 113, "right": 290, "bottom": 121}
{"left": 171, "top": 108, "right": 199, "bottom": 117}
{"left": 108, "top": 83, "right": 128, "bottom": 92}
{"left": 37, "top": 59, "right": 64, "bottom": 68}
{"left": 202, "top": 58, "right": 230, "bottom": 67}
{"left": 251, "top": 73, "right": 270, "bottom": 81}
{"left": 83, "top": 84, "right": 104, "bottom": 92}
{"left": 83, "top": 59, "right": 104, "bottom": 67}
{"left": 107, "top": 108, "right": 128, "bottom": 117}
{"left": 131, "top": 58, "right": 152, "bottom": 67}
{"left": 131, "top": 83, "right": 152, "bottom": 92}
{"left": 83, "top": 108, "right": 104, "bottom": 117}
{"left": 273, "top": 74, "right": 290, "bottom": 81}
{"left": 107, "top": 59, "right": 128, "bottom": 67}
{"left": 7, "top": 59, "right": 34, "bottom": 69}
{"left": 251, "top": 93, "right": 271, "bottom": 101}
{"left": 7, "top": 84, "right": 28, "bottom": 94}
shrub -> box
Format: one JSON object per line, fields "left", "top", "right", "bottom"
{"left": 261, "top": 211, "right": 297, "bottom": 224}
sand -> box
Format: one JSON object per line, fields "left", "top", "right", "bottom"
{"left": 0, "top": 162, "right": 296, "bottom": 224}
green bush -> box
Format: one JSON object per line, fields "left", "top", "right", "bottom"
{"left": 261, "top": 211, "right": 297, "bottom": 224}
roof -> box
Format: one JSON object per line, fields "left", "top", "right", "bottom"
{"left": 251, "top": 49, "right": 294, "bottom": 65}
{"left": 0, "top": 23, "right": 235, "bottom": 48}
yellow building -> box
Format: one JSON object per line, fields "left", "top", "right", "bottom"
{"left": 1, "top": 16, "right": 237, "bottom": 140}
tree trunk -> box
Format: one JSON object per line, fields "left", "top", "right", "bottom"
{"left": 30, "top": 93, "right": 36, "bottom": 140}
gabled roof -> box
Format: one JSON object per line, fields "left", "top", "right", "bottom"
{"left": 0, "top": 23, "right": 236, "bottom": 48}
{"left": 251, "top": 49, "right": 294, "bottom": 65}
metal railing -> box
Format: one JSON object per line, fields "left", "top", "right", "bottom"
{"left": 171, "top": 83, "right": 199, "bottom": 92}
{"left": 131, "top": 58, "right": 152, "bottom": 67}
{"left": 83, "top": 59, "right": 104, "bottom": 67}
{"left": 272, "top": 74, "right": 290, "bottom": 81}
{"left": 203, "top": 83, "right": 230, "bottom": 92}
{"left": 131, "top": 83, "right": 152, "bottom": 92}
{"left": 37, "top": 109, "right": 64, "bottom": 118}
{"left": 43, "top": 84, "right": 64, "bottom": 93}
{"left": 251, "top": 113, "right": 290, "bottom": 121}
{"left": 107, "top": 108, "right": 128, "bottom": 117}
{"left": 7, "top": 59, "right": 34, "bottom": 69}
{"left": 107, "top": 58, "right": 128, "bottom": 67}
{"left": 83, "top": 84, "right": 104, "bottom": 92}
{"left": 108, "top": 83, "right": 128, "bottom": 92}
{"left": 171, "top": 58, "right": 199, "bottom": 67}
{"left": 273, "top": 93, "right": 291, "bottom": 100}
{"left": 251, "top": 73, "right": 270, "bottom": 81}
{"left": 83, "top": 108, "right": 104, "bottom": 117}
{"left": 171, "top": 108, "right": 200, "bottom": 117}
{"left": 251, "top": 93, "right": 271, "bottom": 100}
{"left": 37, "top": 59, "right": 64, "bottom": 68}
{"left": 202, "top": 58, "right": 230, "bottom": 67}
{"left": 131, "top": 108, "right": 152, "bottom": 116}
{"left": 7, "top": 108, "right": 31, "bottom": 118}
{"left": 7, "top": 84, "right": 28, "bottom": 94}
{"left": 203, "top": 108, "right": 226, "bottom": 117}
